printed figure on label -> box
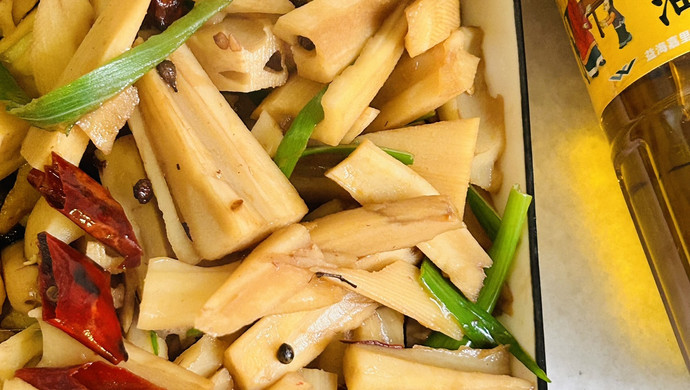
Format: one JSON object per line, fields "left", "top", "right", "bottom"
{"left": 598, "top": 0, "right": 633, "bottom": 48}
{"left": 564, "top": 0, "right": 606, "bottom": 79}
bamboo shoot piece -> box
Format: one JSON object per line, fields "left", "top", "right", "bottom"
{"left": 310, "top": 2, "right": 406, "bottom": 146}
{"left": 120, "top": 341, "right": 215, "bottom": 390}
{"left": 224, "top": 0, "right": 294, "bottom": 14}
{"left": 195, "top": 224, "right": 329, "bottom": 336}
{"left": 353, "top": 307, "right": 404, "bottom": 345}
{"left": 340, "top": 107, "right": 380, "bottom": 145}
{"left": 128, "top": 108, "right": 201, "bottom": 264}
{"left": 353, "top": 247, "right": 422, "bottom": 271}
{"left": 0, "top": 10, "right": 37, "bottom": 96}
{"left": 303, "top": 195, "right": 462, "bottom": 266}
{"left": 327, "top": 139, "right": 490, "bottom": 300}
{"left": 405, "top": 345, "right": 511, "bottom": 375}
{"left": 125, "top": 324, "right": 168, "bottom": 359}
{"left": 210, "top": 368, "right": 233, "bottom": 390}
{"left": 343, "top": 344, "right": 533, "bottom": 389}
{"left": 251, "top": 111, "right": 284, "bottom": 157}
{"left": 135, "top": 44, "right": 307, "bottom": 260}
{"left": 24, "top": 199, "right": 85, "bottom": 264}
{"left": 224, "top": 292, "right": 377, "bottom": 390}
{"left": 404, "top": 0, "right": 460, "bottom": 58}
{"left": 300, "top": 369, "right": 338, "bottom": 390}
{"left": 0, "top": 324, "right": 42, "bottom": 381}
{"left": 0, "top": 103, "right": 30, "bottom": 181}
{"left": 174, "top": 335, "right": 229, "bottom": 378}
{"left": 0, "top": 164, "right": 40, "bottom": 234}
{"left": 456, "top": 27, "right": 506, "bottom": 191}
{"left": 138, "top": 258, "right": 239, "bottom": 331}
{"left": 368, "top": 30, "right": 479, "bottom": 131}
{"left": 273, "top": 0, "right": 397, "bottom": 83}
{"left": 277, "top": 278, "right": 347, "bottom": 315}
{"left": 267, "top": 372, "right": 312, "bottom": 390}
{"left": 97, "top": 135, "right": 173, "bottom": 264}
{"left": 251, "top": 74, "right": 325, "bottom": 126}
{"left": 312, "top": 261, "right": 463, "bottom": 339}
{"left": 31, "top": 308, "right": 101, "bottom": 368}
{"left": 2, "top": 242, "right": 40, "bottom": 315}
{"left": 187, "top": 16, "right": 289, "bottom": 92}
{"left": 21, "top": 0, "right": 150, "bottom": 167}
{"left": 3, "top": 378, "right": 40, "bottom": 390}
{"left": 31, "top": 0, "right": 94, "bottom": 94}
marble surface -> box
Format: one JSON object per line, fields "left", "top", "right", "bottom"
{"left": 521, "top": 0, "right": 690, "bottom": 387}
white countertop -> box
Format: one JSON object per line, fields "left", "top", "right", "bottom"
{"left": 522, "top": 0, "right": 690, "bottom": 387}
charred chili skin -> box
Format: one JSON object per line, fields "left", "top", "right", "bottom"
{"left": 28, "top": 152, "right": 142, "bottom": 269}
{"left": 37, "top": 232, "right": 128, "bottom": 364}
{"left": 16, "top": 361, "right": 165, "bottom": 390}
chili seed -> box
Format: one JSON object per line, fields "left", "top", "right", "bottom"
{"left": 297, "top": 35, "right": 315, "bottom": 51}
{"left": 46, "top": 285, "right": 59, "bottom": 303}
{"left": 133, "top": 178, "right": 154, "bottom": 204}
{"left": 264, "top": 51, "right": 283, "bottom": 72}
{"left": 277, "top": 343, "right": 294, "bottom": 364}
{"left": 156, "top": 60, "right": 178, "bottom": 92}
{"left": 213, "top": 32, "right": 229, "bottom": 50}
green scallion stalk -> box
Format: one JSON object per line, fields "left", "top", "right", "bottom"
{"left": 186, "top": 328, "right": 203, "bottom": 338}
{"left": 149, "top": 330, "right": 159, "bottom": 356}
{"left": 273, "top": 87, "right": 327, "bottom": 178}
{"left": 476, "top": 185, "right": 532, "bottom": 314}
{"left": 419, "top": 260, "right": 549, "bottom": 382}
{"left": 301, "top": 144, "right": 414, "bottom": 165}
{"left": 425, "top": 185, "right": 532, "bottom": 349}
{"left": 0, "top": 62, "right": 30, "bottom": 107}
{"left": 4, "top": 0, "right": 232, "bottom": 129}
{"left": 467, "top": 185, "right": 501, "bottom": 241}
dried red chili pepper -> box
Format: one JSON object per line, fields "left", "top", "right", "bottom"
{"left": 28, "top": 152, "right": 142, "bottom": 269}
{"left": 15, "top": 361, "right": 164, "bottom": 390}
{"left": 37, "top": 232, "right": 127, "bottom": 364}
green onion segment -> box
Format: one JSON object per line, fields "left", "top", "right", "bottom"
{"left": 273, "top": 87, "right": 327, "bottom": 178}
{"left": 301, "top": 144, "right": 414, "bottom": 165}
{"left": 4, "top": 0, "right": 232, "bottom": 129}
{"left": 0, "top": 62, "right": 30, "bottom": 107}
{"left": 477, "top": 185, "right": 532, "bottom": 313}
{"left": 420, "top": 260, "right": 549, "bottom": 382}
{"left": 467, "top": 185, "right": 501, "bottom": 241}
{"left": 149, "top": 330, "right": 159, "bottom": 356}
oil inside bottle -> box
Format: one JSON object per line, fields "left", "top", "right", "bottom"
{"left": 601, "top": 53, "right": 690, "bottom": 367}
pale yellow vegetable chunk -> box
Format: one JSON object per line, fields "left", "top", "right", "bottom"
{"left": 97, "top": 135, "right": 173, "bottom": 264}
{"left": 174, "top": 335, "right": 229, "bottom": 378}
{"left": 312, "top": 261, "right": 463, "bottom": 340}
{"left": 300, "top": 369, "right": 338, "bottom": 390}
{"left": 251, "top": 111, "right": 284, "bottom": 158}
{"left": 310, "top": 1, "right": 407, "bottom": 146}
{"left": 404, "top": 0, "right": 460, "bottom": 57}
{"left": 273, "top": 0, "right": 398, "bottom": 83}
{"left": 304, "top": 195, "right": 462, "bottom": 266}
{"left": 1, "top": 241, "right": 39, "bottom": 315}
{"left": 136, "top": 44, "right": 307, "bottom": 260}
{"left": 24, "top": 199, "right": 85, "bottom": 264}
{"left": 31, "top": 0, "right": 94, "bottom": 94}
{"left": 0, "top": 103, "right": 30, "bottom": 181}
{"left": 0, "top": 324, "right": 42, "bottom": 382}
{"left": 138, "top": 258, "right": 239, "bottom": 331}
{"left": 267, "top": 371, "right": 312, "bottom": 390}
{"left": 128, "top": 108, "right": 202, "bottom": 265}
{"left": 187, "top": 16, "right": 289, "bottom": 92}
{"left": 225, "top": 292, "right": 377, "bottom": 390}
{"left": 343, "top": 344, "right": 534, "bottom": 390}
{"left": 0, "top": 164, "right": 40, "bottom": 234}
{"left": 368, "top": 29, "right": 479, "bottom": 131}
{"left": 353, "top": 306, "right": 405, "bottom": 345}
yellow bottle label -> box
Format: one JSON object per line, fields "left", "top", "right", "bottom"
{"left": 555, "top": 0, "right": 690, "bottom": 116}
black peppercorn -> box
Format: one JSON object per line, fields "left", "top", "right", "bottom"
{"left": 156, "top": 60, "right": 178, "bottom": 92}
{"left": 133, "top": 179, "right": 154, "bottom": 204}
{"left": 277, "top": 343, "right": 294, "bottom": 364}
{"left": 264, "top": 51, "right": 283, "bottom": 72}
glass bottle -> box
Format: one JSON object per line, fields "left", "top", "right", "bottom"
{"left": 555, "top": 0, "right": 690, "bottom": 368}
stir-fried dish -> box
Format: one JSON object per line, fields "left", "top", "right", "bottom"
{"left": 0, "top": 0, "right": 549, "bottom": 389}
